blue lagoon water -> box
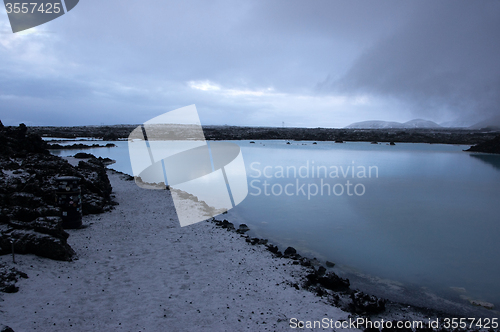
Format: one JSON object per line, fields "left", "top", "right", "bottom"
{"left": 51, "top": 140, "right": 500, "bottom": 312}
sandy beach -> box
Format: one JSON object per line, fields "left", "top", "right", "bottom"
{"left": 0, "top": 171, "right": 358, "bottom": 331}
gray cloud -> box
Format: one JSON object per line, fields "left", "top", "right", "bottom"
{"left": 1, "top": 0, "right": 499, "bottom": 127}
{"left": 323, "top": 1, "right": 500, "bottom": 123}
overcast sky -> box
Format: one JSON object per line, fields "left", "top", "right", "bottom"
{"left": 1, "top": 0, "right": 499, "bottom": 127}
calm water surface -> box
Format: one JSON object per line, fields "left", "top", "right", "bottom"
{"left": 51, "top": 140, "right": 500, "bottom": 312}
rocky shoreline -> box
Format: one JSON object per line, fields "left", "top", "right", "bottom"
{"left": 207, "top": 218, "right": 499, "bottom": 327}
{"left": 466, "top": 135, "right": 500, "bottom": 154}
{"left": 0, "top": 124, "right": 115, "bottom": 263}
{"left": 28, "top": 124, "right": 500, "bottom": 145}
{"left": 47, "top": 143, "right": 117, "bottom": 150}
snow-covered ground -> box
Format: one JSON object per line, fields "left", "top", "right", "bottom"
{"left": 0, "top": 171, "right": 357, "bottom": 331}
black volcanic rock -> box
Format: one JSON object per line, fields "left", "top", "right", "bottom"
{"left": 349, "top": 291, "right": 386, "bottom": 314}
{"left": 317, "top": 272, "right": 349, "bottom": 291}
{"left": 266, "top": 244, "right": 279, "bottom": 254}
{"left": 236, "top": 224, "right": 250, "bottom": 234}
{"left": 283, "top": 246, "right": 297, "bottom": 256}
{"left": 0, "top": 263, "right": 28, "bottom": 294}
{"left": 466, "top": 135, "right": 500, "bottom": 154}
{"left": 74, "top": 152, "right": 95, "bottom": 158}
{"left": 316, "top": 266, "right": 326, "bottom": 276}
{"left": 0, "top": 123, "right": 114, "bottom": 261}
{"left": 0, "top": 228, "right": 75, "bottom": 261}
{"left": 0, "top": 124, "right": 48, "bottom": 157}
{"left": 47, "top": 143, "right": 116, "bottom": 150}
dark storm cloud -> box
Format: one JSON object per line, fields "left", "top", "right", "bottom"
{"left": 323, "top": 1, "right": 500, "bottom": 122}
{"left": 1, "top": 0, "right": 498, "bottom": 126}
{"left": 53, "top": 0, "right": 408, "bottom": 93}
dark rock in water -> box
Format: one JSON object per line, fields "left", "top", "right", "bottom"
{"left": 299, "top": 257, "right": 311, "bottom": 267}
{"left": 47, "top": 143, "right": 115, "bottom": 150}
{"left": 250, "top": 238, "right": 260, "bottom": 245}
{"left": 316, "top": 272, "right": 350, "bottom": 291}
{"left": 74, "top": 152, "right": 95, "bottom": 159}
{"left": 371, "top": 141, "right": 378, "bottom": 144}
{"left": 249, "top": 141, "right": 255, "bottom": 144}
{"left": 283, "top": 247, "right": 297, "bottom": 256}
{"left": 220, "top": 220, "right": 234, "bottom": 230}
{"left": 309, "top": 258, "right": 321, "bottom": 266}
{"left": 349, "top": 291, "right": 386, "bottom": 314}
{"left": 236, "top": 224, "right": 250, "bottom": 234}
{"left": 466, "top": 135, "right": 500, "bottom": 154}
{"left": 313, "top": 142, "right": 317, "bottom": 144}
{"left": 316, "top": 266, "right": 326, "bottom": 276}
{"left": 325, "top": 261, "right": 335, "bottom": 268}
{"left": 335, "top": 140, "right": 344, "bottom": 143}
{"left": 266, "top": 244, "right": 279, "bottom": 254}
{"left": 390, "top": 141, "right": 396, "bottom": 146}
{"left": 257, "top": 239, "right": 268, "bottom": 245}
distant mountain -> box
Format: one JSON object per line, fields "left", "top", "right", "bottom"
{"left": 346, "top": 119, "right": 441, "bottom": 129}
{"left": 345, "top": 120, "right": 404, "bottom": 129}
{"left": 439, "top": 120, "right": 471, "bottom": 128}
{"left": 403, "top": 119, "right": 442, "bottom": 128}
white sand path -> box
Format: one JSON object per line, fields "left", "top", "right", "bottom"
{"left": 0, "top": 171, "right": 357, "bottom": 332}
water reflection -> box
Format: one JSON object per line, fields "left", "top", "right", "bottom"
{"left": 469, "top": 153, "right": 500, "bottom": 172}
